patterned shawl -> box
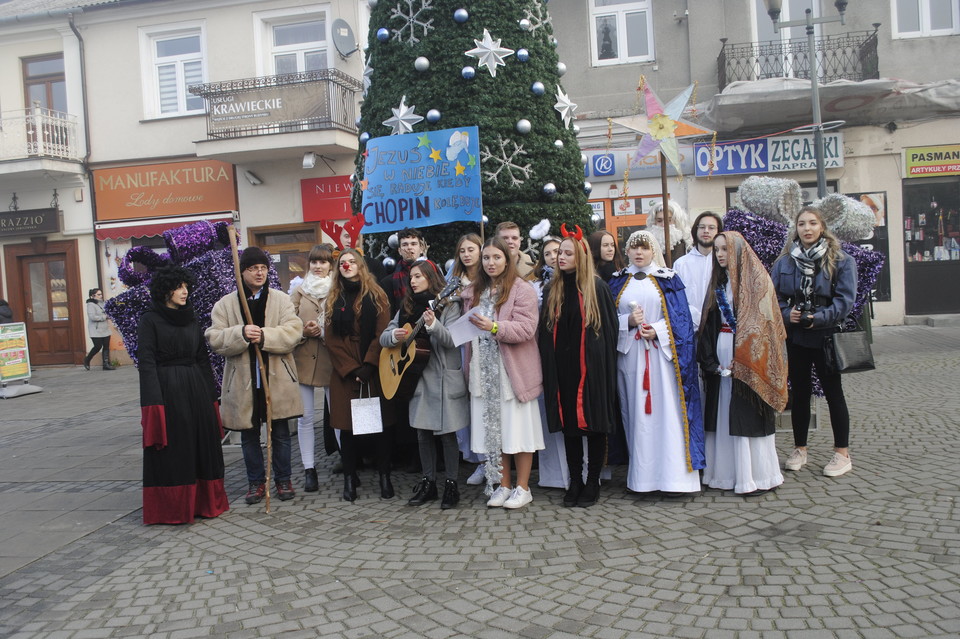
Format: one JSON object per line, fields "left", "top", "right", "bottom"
{"left": 723, "top": 232, "right": 789, "bottom": 412}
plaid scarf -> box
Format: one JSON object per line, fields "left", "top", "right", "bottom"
{"left": 789, "top": 238, "right": 828, "bottom": 302}
{"left": 390, "top": 259, "right": 415, "bottom": 305}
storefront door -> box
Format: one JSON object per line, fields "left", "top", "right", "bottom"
{"left": 4, "top": 240, "right": 84, "bottom": 366}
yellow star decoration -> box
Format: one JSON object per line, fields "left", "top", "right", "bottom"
{"left": 649, "top": 113, "right": 677, "bottom": 140}
{"left": 360, "top": 179, "right": 369, "bottom": 191}
{"left": 430, "top": 148, "right": 441, "bottom": 163}
{"left": 455, "top": 161, "right": 465, "bottom": 176}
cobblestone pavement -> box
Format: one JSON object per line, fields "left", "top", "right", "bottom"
{"left": 0, "top": 325, "right": 957, "bottom": 638}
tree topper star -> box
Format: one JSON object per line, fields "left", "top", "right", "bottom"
{"left": 465, "top": 29, "right": 514, "bottom": 78}
{"left": 554, "top": 86, "right": 577, "bottom": 129}
{"left": 383, "top": 95, "right": 424, "bottom": 135}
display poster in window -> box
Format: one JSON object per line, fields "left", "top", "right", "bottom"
{"left": 360, "top": 126, "right": 482, "bottom": 234}
{"left": 845, "top": 191, "right": 891, "bottom": 302}
{"left": 0, "top": 323, "right": 31, "bottom": 382}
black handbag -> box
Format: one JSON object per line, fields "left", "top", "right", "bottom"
{"left": 823, "top": 317, "right": 875, "bottom": 374}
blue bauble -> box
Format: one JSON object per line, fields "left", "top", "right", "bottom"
{"left": 376, "top": 28, "right": 389, "bottom": 42}
{"left": 517, "top": 48, "right": 529, "bottom": 62}
{"left": 359, "top": 132, "right": 370, "bottom": 144}
{"left": 426, "top": 109, "right": 441, "bottom": 123}
{"left": 387, "top": 233, "right": 399, "bottom": 249}
{"left": 583, "top": 181, "right": 593, "bottom": 195}
{"left": 453, "top": 8, "right": 468, "bottom": 23}
{"left": 543, "top": 183, "right": 557, "bottom": 197}
{"left": 461, "top": 66, "right": 476, "bottom": 80}
{"left": 382, "top": 256, "right": 396, "bottom": 271}
{"left": 531, "top": 81, "right": 545, "bottom": 96}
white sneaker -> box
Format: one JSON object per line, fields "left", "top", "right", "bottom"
{"left": 486, "top": 486, "right": 511, "bottom": 507}
{"left": 823, "top": 452, "right": 852, "bottom": 477}
{"left": 503, "top": 486, "right": 533, "bottom": 509}
{"left": 467, "top": 464, "right": 486, "bottom": 485}
{"left": 784, "top": 448, "right": 807, "bottom": 471}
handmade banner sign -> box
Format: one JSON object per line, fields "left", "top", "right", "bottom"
{"left": 360, "top": 126, "right": 482, "bottom": 233}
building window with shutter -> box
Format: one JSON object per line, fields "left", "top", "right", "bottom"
{"left": 139, "top": 23, "right": 207, "bottom": 119}
{"left": 588, "top": 0, "right": 655, "bottom": 66}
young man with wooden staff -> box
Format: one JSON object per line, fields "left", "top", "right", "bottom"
{"left": 207, "top": 241, "right": 303, "bottom": 509}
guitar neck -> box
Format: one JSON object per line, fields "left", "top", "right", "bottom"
{"left": 401, "top": 295, "right": 453, "bottom": 348}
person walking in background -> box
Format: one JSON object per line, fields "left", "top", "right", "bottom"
{"left": 610, "top": 230, "right": 704, "bottom": 496}
{"left": 464, "top": 238, "right": 544, "bottom": 509}
{"left": 325, "top": 249, "right": 393, "bottom": 502}
{"left": 772, "top": 206, "right": 857, "bottom": 477}
{"left": 698, "top": 232, "right": 787, "bottom": 496}
{"left": 138, "top": 265, "right": 228, "bottom": 525}
{"left": 539, "top": 232, "right": 620, "bottom": 507}
{"left": 84, "top": 288, "right": 115, "bottom": 370}
{"left": 588, "top": 230, "right": 625, "bottom": 283}
{"left": 207, "top": 247, "right": 304, "bottom": 505}
{"left": 380, "top": 260, "right": 468, "bottom": 509}
{"left": 674, "top": 211, "right": 723, "bottom": 330}
{"left": 291, "top": 244, "right": 334, "bottom": 494}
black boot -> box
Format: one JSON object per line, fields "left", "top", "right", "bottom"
{"left": 440, "top": 479, "right": 460, "bottom": 510}
{"left": 101, "top": 350, "right": 116, "bottom": 371}
{"left": 82, "top": 354, "right": 91, "bottom": 370}
{"left": 342, "top": 474, "right": 357, "bottom": 502}
{"left": 304, "top": 468, "right": 319, "bottom": 492}
{"left": 578, "top": 480, "right": 600, "bottom": 508}
{"left": 407, "top": 477, "right": 437, "bottom": 506}
{"left": 379, "top": 473, "right": 395, "bottom": 499}
{"left": 563, "top": 480, "right": 584, "bottom": 507}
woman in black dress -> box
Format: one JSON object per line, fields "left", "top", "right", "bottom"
{"left": 539, "top": 232, "right": 621, "bottom": 507}
{"left": 138, "top": 265, "right": 228, "bottom": 524}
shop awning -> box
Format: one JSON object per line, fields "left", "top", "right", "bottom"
{"left": 95, "top": 213, "right": 235, "bottom": 241}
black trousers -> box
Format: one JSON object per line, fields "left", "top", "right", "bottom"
{"left": 85, "top": 336, "right": 110, "bottom": 363}
{"left": 339, "top": 430, "right": 391, "bottom": 476}
{"left": 787, "top": 342, "right": 850, "bottom": 449}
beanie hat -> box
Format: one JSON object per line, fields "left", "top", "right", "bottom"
{"left": 240, "top": 246, "right": 270, "bottom": 272}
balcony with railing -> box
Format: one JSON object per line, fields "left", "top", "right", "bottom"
{"left": 0, "top": 106, "right": 81, "bottom": 163}
{"left": 718, "top": 28, "right": 879, "bottom": 92}
{"left": 189, "top": 69, "right": 362, "bottom": 163}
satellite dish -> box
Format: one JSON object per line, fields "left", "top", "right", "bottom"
{"left": 332, "top": 19, "right": 359, "bottom": 58}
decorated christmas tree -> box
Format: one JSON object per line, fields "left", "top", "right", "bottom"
{"left": 352, "top": 0, "right": 592, "bottom": 263}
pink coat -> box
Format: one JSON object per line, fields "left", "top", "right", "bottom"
{"left": 462, "top": 278, "right": 542, "bottom": 403}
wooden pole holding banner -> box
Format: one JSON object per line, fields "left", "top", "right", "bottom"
{"left": 227, "top": 226, "right": 273, "bottom": 514}
{"left": 660, "top": 152, "right": 672, "bottom": 268}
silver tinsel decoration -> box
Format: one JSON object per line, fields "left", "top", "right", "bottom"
{"left": 737, "top": 175, "right": 802, "bottom": 225}
{"left": 815, "top": 193, "right": 876, "bottom": 241}
{"left": 476, "top": 291, "right": 504, "bottom": 494}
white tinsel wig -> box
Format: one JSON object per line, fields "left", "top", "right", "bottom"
{"left": 625, "top": 230, "right": 666, "bottom": 267}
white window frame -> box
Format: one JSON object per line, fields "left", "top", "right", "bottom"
{"left": 891, "top": 0, "right": 960, "bottom": 38}
{"left": 252, "top": 5, "right": 330, "bottom": 77}
{"left": 138, "top": 21, "right": 207, "bottom": 119}
{"left": 588, "top": 0, "right": 656, "bottom": 67}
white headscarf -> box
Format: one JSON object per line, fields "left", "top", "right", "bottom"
{"left": 625, "top": 230, "right": 666, "bottom": 268}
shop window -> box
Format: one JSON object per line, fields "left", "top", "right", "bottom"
{"left": 893, "top": 0, "right": 960, "bottom": 38}
{"left": 589, "top": 0, "right": 655, "bottom": 66}
{"left": 248, "top": 223, "right": 320, "bottom": 293}
{"left": 139, "top": 23, "right": 207, "bottom": 118}
{"left": 902, "top": 178, "right": 960, "bottom": 262}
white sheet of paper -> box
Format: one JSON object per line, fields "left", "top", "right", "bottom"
{"left": 447, "top": 307, "right": 485, "bottom": 347}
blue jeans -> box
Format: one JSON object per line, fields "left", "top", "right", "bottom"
{"left": 241, "top": 419, "right": 292, "bottom": 483}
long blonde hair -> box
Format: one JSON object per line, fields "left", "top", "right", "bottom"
{"left": 543, "top": 238, "right": 603, "bottom": 333}
{"left": 779, "top": 206, "right": 843, "bottom": 278}
{"left": 470, "top": 238, "right": 519, "bottom": 311}
{"left": 452, "top": 233, "right": 482, "bottom": 281}
{"left": 325, "top": 248, "right": 388, "bottom": 319}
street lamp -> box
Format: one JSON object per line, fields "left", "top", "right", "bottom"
{"left": 763, "top": 0, "right": 850, "bottom": 199}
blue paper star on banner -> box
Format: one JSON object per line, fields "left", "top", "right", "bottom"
{"left": 383, "top": 95, "right": 424, "bottom": 135}
{"left": 465, "top": 29, "right": 514, "bottom": 78}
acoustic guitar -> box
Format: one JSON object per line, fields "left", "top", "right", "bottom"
{"left": 379, "top": 280, "right": 462, "bottom": 401}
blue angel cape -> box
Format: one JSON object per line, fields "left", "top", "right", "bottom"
{"left": 608, "top": 268, "right": 706, "bottom": 471}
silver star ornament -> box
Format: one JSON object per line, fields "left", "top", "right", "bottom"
{"left": 554, "top": 86, "right": 577, "bottom": 129}
{"left": 465, "top": 29, "right": 514, "bottom": 78}
{"left": 383, "top": 95, "right": 424, "bottom": 135}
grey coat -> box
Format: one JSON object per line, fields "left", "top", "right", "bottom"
{"left": 87, "top": 300, "right": 111, "bottom": 338}
{"left": 379, "top": 301, "right": 469, "bottom": 435}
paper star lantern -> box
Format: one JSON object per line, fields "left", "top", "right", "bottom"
{"left": 612, "top": 83, "right": 713, "bottom": 175}
{"left": 554, "top": 85, "right": 577, "bottom": 129}
{"left": 383, "top": 95, "right": 424, "bottom": 135}
{"left": 465, "top": 29, "right": 514, "bottom": 78}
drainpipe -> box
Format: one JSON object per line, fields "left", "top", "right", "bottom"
{"left": 67, "top": 13, "right": 104, "bottom": 292}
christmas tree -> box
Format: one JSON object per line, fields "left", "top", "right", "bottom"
{"left": 352, "top": 0, "right": 593, "bottom": 263}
